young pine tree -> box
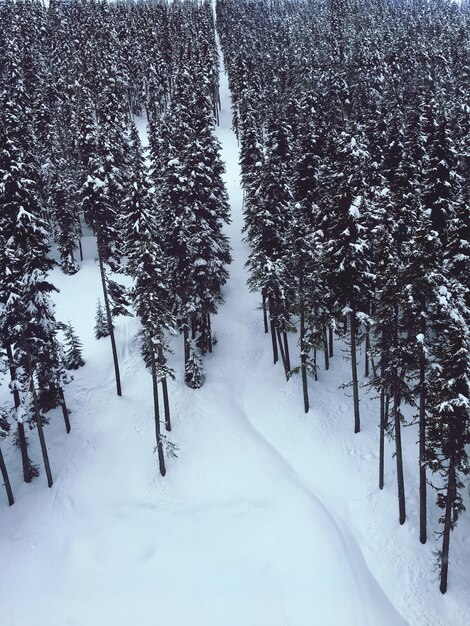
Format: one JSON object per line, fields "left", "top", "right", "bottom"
{"left": 95, "top": 300, "right": 110, "bottom": 339}
{"left": 63, "top": 322, "right": 85, "bottom": 370}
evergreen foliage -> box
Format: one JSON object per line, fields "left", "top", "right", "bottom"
{"left": 94, "top": 300, "right": 110, "bottom": 340}
{"left": 63, "top": 323, "right": 85, "bottom": 370}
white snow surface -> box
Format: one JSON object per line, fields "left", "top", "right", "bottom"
{"left": 1, "top": 46, "right": 470, "bottom": 626}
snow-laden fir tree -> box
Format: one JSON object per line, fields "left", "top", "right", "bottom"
{"left": 185, "top": 343, "right": 205, "bottom": 390}
{"left": 122, "top": 123, "right": 176, "bottom": 476}
{"left": 63, "top": 322, "right": 85, "bottom": 370}
{"left": 95, "top": 300, "right": 110, "bottom": 339}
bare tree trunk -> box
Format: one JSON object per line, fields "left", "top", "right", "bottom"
{"left": 379, "top": 328, "right": 388, "bottom": 491}
{"left": 30, "top": 375, "right": 53, "bottom": 488}
{"left": 440, "top": 462, "right": 455, "bottom": 594}
{"left": 161, "top": 378, "right": 171, "bottom": 432}
{"left": 313, "top": 349, "right": 318, "bottom": 382}
{"left": 6, "top": 344, "right": 31, "bottom": 483}
{"left": 17, "top": 422, "right": 32, "bottom": 484}
{"left": 350, "top": 310, "right": 360, "bottom": 434}
{"left": 78, "top": 238, "right": 84, "bottom": 262}
{"left": 365, "top": 324, "right": 370, "bottom": 378}
{"left": 262, "top": 290, "right": 269, "bottom": 334}
{"left": 379, "top": 389, "right": 385, "bottom": 490}
{"left": 0, "top": 447, "right": 14, "bottom": 506}
{"left": 276, "top": 328, "right": 289, "bottom": 381}
{"left": 419, "top": 315, "right": 427, "bottom": 544}
{"left": 98, "top": 243, "right": 122, "bottom": 397}
{"left": 191, "top": 315, "right": 197, "bottom": 340}
{"left": 282, "top": 327, "right": 291, "bottom": 374}
{"left": 200, "top": 314, "right": 207, "bottom": 354}
{"left": 5, "top": 344, "right": 32, "bottom": 483}
{"left": 323, "top": 326, "right": 329, "bottom": 371}
{"left": 269, "top": 303, "right": 278, "bottom": 365}
{"left": 394, "top": 390, "right": 406, "bottom": 525}
{"left": 329, "top": 326, "right": 334, "bottom": 358}
{"left": 300, "top": 286, "right": 309, "bottom": 413}
{"left": 207, "top": 314, "right": 213, "bottom": 354}
{"left": 58, "top": 388, "right": 71, "bottom": 434}
{"left": 183, "top": 323, "right": 190, "bottom": 367}
{"left": 150, "top": 351, "right": 166, "bottom": 477}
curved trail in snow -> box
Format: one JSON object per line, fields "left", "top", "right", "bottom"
{"left": 199, "top": 40, "right": 408, "bottom": 626}
{"left": 4, "top": 24, "right": 467, "bottom": 626}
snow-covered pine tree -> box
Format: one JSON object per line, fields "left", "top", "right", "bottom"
{"left": 123, "top": 122, "right": 176, "bottom": 475}
{"left": 0, "top": 36, "right": 72, "bottom": 478}
{"left": 185, "top": 343, "right": 205, "bottom": 390}
{"left": 426, "top": 281, "right": 470, "bottom": 594}
{"left": 320, "top": 126, "right": 372, "bottom": 434}
{"left": 80, "top": 109, "right": 123, "bottom": 395}
{"left": 95, "top": 300, "right": 110, "bottom": 339}
{"left": 63, "top": 322, "right": 85, "bottom": 370}
{"left": 245, "top": 111, "right": 294, "bottom": 373}
{"left": 47, "top": 138, "right": 81, "bottom": 275}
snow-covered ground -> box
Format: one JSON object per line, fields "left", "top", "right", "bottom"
{"left": 1, "top": 43, "right": 469, "bottom": 626}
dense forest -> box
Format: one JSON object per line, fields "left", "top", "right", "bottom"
{"left": 0, "top": 0, "right": 469, "bottom": 597}
{"left": 217, "top": 0, "right": 470, "bottom": 594}
{"left": 0, "top": 1, "right": 229, "bottom": 490}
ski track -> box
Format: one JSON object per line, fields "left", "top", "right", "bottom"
{"left": 0, "top": 28, "right": 469, "bottom": 626}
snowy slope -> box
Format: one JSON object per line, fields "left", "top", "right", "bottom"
{"left": 0, "top": 41, "right": 469, "bottom": 626}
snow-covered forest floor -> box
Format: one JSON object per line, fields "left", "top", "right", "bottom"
{"left": 1, "top": 44, "right": 470, "bottom": 626}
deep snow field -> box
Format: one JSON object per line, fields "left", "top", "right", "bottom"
{"left": 0, "top": 47, "right": 470, "bottom": 626}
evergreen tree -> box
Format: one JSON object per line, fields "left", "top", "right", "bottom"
{"left": 426, "top": 283, "right": 470, "bottom": 594}
{"left": 123, "top": 123, "right": 176, "bottom": 475}
{"left": 63, "top": 322, "right": 85, "bottom": 370}
{"left": 95, "top": 300, "right": 110, "bottom": 339}
{"left": 185, "top": 343, "right": 205, "bottom": 390}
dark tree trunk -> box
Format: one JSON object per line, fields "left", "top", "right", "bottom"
{"left": 350, "top": 311, "right": 360, "bottom": 434}
{"left": 0, "top": 446, "right": 14, "bottom": 506}
{"left": 207, "top": 314, "right": 213, "bottom": 354}
{"left": 276, "top": 328, "right": 289, "bottom": 381}
{"left": 419, "top": 315, "right": 427, "bottom": 544}
{"left": 262, "top": 290, "right": 269, "bottom": 334}
{"left": 328, "top": 326, "right": 334, "bottom": 358}
{"left": 191, "top": 315, "right": 197, "bottom": 340}
{"left": 30, "top": 375, "right": 53, "bottom": 488}
{"left": 440, "top": 463, "right": 455, "bottom": 594}
{"left": 269, "top": 313, "right": 278, "bottom": 365}
{"left": 201, "top": 314, "right": 208, "bottom": 354}
{"left": 379, "top": 329, "right": 388, "bottom": 491}
{"left": 313, "top": 349, "right": 318, "bottom": 382}
{"left": 58, "top": 388, "right": 71, "bottom": 434}
{"left": 183, "top": 323, "right": 190, "bottom": 367}
{"left": 393, "top": 390, "right": 406, "bottom": 525}
{"left": 78, "top": 238, "right": 84, "bottom": 262}
{"left": 98, "top": 242, "right": 122, "bottom": 397}
{"left": 299, "top": 286, "right": 309, "bottom": 413}
{"left": 379, "top": 389, "right": 385, "bottom": 490}
{"left": 365, "top": 324, "right": 370, "bottom": 378}
{"left": 323, "top": 326, "right": 329, "bottom": 371}
{"left": 392, "top": 306, "right": 405, "bottom": 524}
{"left": 282, "top": 328, "right": 291, "bottom": 373}
{"left": 150, "top": 350, "right": 166, "bottom": 477}
{"left": 161, "top": 378, "right": 171, "bottom": 432}
{"left": 6, "top": 344, "right": 31, "bottom": 483}
{"left": 6, "top": 344, "right": 21, "bottom": 409}
{"left": 17, "top": 422, "right": 32, "bottom": 483}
